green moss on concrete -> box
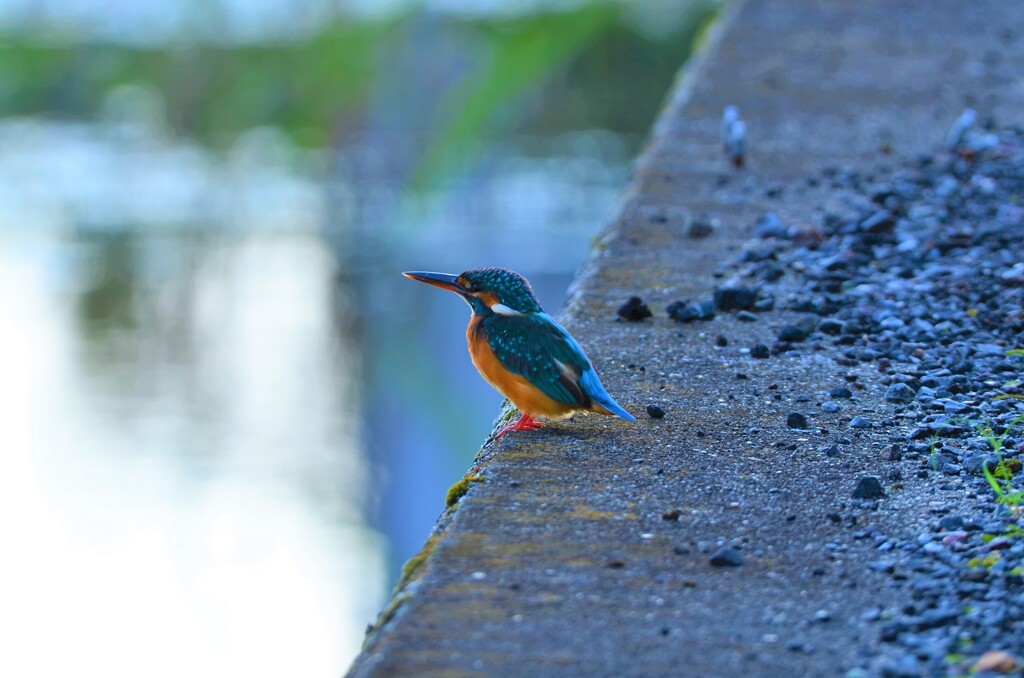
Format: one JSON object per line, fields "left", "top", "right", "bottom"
{"left": 362, "top": 532, "right": 446, "bottom": 648}
{"left": 397, "top": 532, "right": 443, "bottom": 591}
{"left": 446, "top": 474, "right": 485, "bottom": 507}
{"left": 367, "top": 591, "right": 413, "bottom": 642}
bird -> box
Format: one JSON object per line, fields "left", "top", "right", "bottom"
{"left": 403, "top": 268, "right": 636, "bottom": 439}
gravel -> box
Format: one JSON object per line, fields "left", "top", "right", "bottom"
{"left": 725, "top": 128, "right": 1024, "bottom": 676}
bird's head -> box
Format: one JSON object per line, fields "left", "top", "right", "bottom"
{"left": 403, "top": 267, "right": 542, "bottom": 316}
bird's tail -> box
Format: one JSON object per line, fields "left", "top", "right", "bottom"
{"left": 592, "top": 399, "right": 636, "bottom": 421}
{"left": 580, "top": 369, "right": 636, "bottom": 422}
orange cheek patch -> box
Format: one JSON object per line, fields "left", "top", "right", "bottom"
{"left": 477, "top": 291, "right": 500, "bottom": 307}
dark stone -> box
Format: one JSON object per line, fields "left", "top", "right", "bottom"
{"left": 755, "top": 211, "right": 788, "bottom": 239}
{"left": 829, "top": 387, "right": 854, "bottom": 399}
{"left": 852, "top": 476, "right": 885, "bottom": 499}
{"left": 822, "top": 444, "right": 841, "bottom": 457}
{"left": 761, "top": 265, "right": 785, "bottom": 282}
{"left": 687, "top": 220, "right": 714, "bottom": 238}
{"left": 867, "top": 560, "right": 895, "bottom": 574}
{"left": 849, "top": 416, "right": 872, "bottom": 428}
{"left": 859, "top": 209, "right": 896, "bottom": 234}
{"left": 912, "top": 608, "right": 958, "bottom": 631}
{"left": 942, "top": 400, "right": 970, "bottom": 414}
{"left": 937, "top": 516, "right": 964, "bottom": 531}
{"left": 818, "top": 318, "right": 846, "bottom": 335}
{"left": 646, "top": 405, "right": 666, "bottom": 419}
{"left": 909, "top": 426, "right": 934, "bottom": 440}
{"left": 666, "top": 299, "right": 715, "bottom": 323}
{"left": 778, "top": 324, "right": 808, "bottom": 342}
{"left": 714, "top": 285, "right": 760, "bottom": 311}
{"left": 715, "top": 335, "right": 728, "bottom": 347}
{"left": 885, "top": 383, "right": 916, "bottom": 402}
{"left": 709, "top": 546, "right": 744, "bottom": 567}
{"left": 787, "top": 412, "right": 810, "bottom": 429}
{"left": 790, "top": 297, "right": 818, "bottom": 313}
{"left": 879, "top": 621, "right": 909, "bottom": 642}
{"left": 962, "top": 454, "right": 991, "bottom": 475}
{"left": 933, "top": 424, "right": 965, "bottom": 438}
{"left": 750, "top": 344, "right": 771, "bottom": 359}
{"left": 617, "top": 297, "right": 652, "bottom": 321}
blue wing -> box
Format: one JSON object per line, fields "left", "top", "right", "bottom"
{"left": 482, "top": 311, "right": 635, "bottom": 422}
{"left": 539, "top": 314, "right": 635, "bottom": 422}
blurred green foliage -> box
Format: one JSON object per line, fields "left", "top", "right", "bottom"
{"left": 0, "top": 18, "right": 398, "bottom": 148}
{"left": 412, "top": 3, "right": 620, "bottom": 185}
{"left": 0, "top": 1, "right": 716, "bottom": 178}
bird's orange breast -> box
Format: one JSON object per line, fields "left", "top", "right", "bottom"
{"left": 466, "top": 316, "right": 577, "bottom": 421}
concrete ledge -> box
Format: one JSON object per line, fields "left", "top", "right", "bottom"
{"left": 348, "top": 1, "right": 1024, "bottom": 675}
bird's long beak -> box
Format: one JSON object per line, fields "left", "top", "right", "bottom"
{"left": 402, "top": 271, "right": 467, "bottom": 296}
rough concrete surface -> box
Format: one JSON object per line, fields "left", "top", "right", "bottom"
{"left": 348, "top": 1, "right": 1024, "bottom": 676}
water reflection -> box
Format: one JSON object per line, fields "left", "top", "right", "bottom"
{"left": 0, "top": 224, "right": 381, "bottom": 675}
{"left": 0, "top": 115, "right": 326, "bottom": 233}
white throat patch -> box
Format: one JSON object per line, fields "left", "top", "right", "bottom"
{"left": 490, "top": 303, "right": 523, "bottom": 316}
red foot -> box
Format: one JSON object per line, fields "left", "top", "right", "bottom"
{"left": 495, "top": 413, "right": 544, "bottom": 439}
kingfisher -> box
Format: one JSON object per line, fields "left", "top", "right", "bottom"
{"left": 403, "top": 268, "right": 636, "bottom": 438}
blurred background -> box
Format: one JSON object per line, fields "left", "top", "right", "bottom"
{"left": 0, "top": 0, "right": 717, "bottom": 674}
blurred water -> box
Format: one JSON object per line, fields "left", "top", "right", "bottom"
{"left": 0, "top": 116, "right": 632, "bottom": 676}
{"left": 0, "top": 228, "right": 382, "bottom": 675}
{"left": 0, "top": 0, "right": 711, "bottom": 673}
